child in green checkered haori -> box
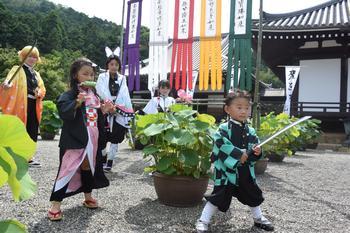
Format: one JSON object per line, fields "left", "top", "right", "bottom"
{"left": 196, "top": 90, "right": 274, "bottom": 232}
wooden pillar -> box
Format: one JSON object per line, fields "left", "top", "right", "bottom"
{"left": 340, "top": 56, "right": 348, "bottom": 112}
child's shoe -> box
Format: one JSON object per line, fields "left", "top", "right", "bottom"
{"left": 253, "top": 216, "right": 274, "bottom": 231}
{"left": 195, "top": 219, "right": 209, "bottom": 232}
{"left": 103, "top": 160, "right": 113, "bottom": 172}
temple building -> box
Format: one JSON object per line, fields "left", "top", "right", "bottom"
{"left": 252, "top": 0, "right": 350, "bottom": 126}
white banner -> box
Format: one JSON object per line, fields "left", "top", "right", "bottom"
{"left": 148, "top": 0, "right": 168, "bottom": 93}
{"left": 205, "top": 0, "right": 217, "bottom": 37}
{"left": 283, "top": 66, "right": 300, "bottom": 116}
{"left": 128, "top": 2, "right": 140, "bottom": 45}
{"left": 178, "top": 0, "right": 190, "bottom": 39}
{"left": 187, "top": 71, "right": 198, "bottom": 97}
{"left": 234, "top": 0, "right": 248, "bottom": 35}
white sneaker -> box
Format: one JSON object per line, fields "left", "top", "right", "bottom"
{"left": 253, "top": 215, "right": 274, "bottom": 231}
{"left": 28, "top": 160, "right": 41, "bottom": 167}
{"left": 195, "top": 219, "right": 209, "bottom": 232}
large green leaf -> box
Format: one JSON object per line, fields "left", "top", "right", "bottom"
{"left": 143, "top": 123, "right": 172, "bottom": 136}
{"left": 136, "top": 113, "right": 163, "bottom": 128}
{"left": 175, "top": 109, "right": 197, "bottom": 119}
{"left": 192, "top": 120, "right": 210, "bottom": 131}
{"left": 156, "top": 157, "right": 174, "bottom": 171}
{"left": 0, "top": 220, "right": 27, "bottom": 233}
{"left": 6, "top": 148, "right": 37, "bottom": 201}
{"left": 164, "top": 129, "right": 194, "bottom": 146}
{"left": 181, "top": 149, "right": 199, "bottom": 166}
{"left": 162, "top": 166, "right": 177, "bottom": 175}
{"left": 0, "top": 115, "right": 37, "bottom": 201}
{"left": 0, "top": 115, "right": 36, "bottom": 160}
{"left": 142, "top": 145, "right": 159, "bottom": 155}
{"left": 197, "top": 113, "right": 216, "bottom": 125}
{"left": 169, "top": 104, "right": 192, "bottom": 112}
{"left": 0, "top": 166, "right": 8, "bottom": 187}
{"left": 0, "top": 148, "right": 21, "bottom": 201}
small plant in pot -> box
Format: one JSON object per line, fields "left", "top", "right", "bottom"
{"left": 135, "top": 104, "right": 217, "bottom": 207}
{"left": 40, "top": 100, "right": 62, "bottom": 140}
{"left": 257, "top": 112, "right": 300, "bottom": 162}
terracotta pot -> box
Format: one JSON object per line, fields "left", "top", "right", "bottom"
{"left": 40, "top": 132, "right": 55, "bottom": 140}
{"left": 254, "top": 158, "right": 268, "bottom": 175}
{"left": 153, "top": 172, "right": 209, "bottom": 207}
{"left": 266, "top": 153, "right": 286, "bottom": 162}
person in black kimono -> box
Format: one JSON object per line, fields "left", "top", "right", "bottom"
{"left": 48, "top": 58, "right": 113, "bottom": 221}
{"left": 195, "top": 90, "right": 274, "bottom": 232}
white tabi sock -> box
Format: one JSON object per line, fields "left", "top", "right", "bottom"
{"left": 199, "top": 201, "right": 218, "bottom": 223}
{"left": 250, "top": 206, "right": 263, "bottom": 219}
{"left": 108, "top": 143, "right": 118, "bottom": 160}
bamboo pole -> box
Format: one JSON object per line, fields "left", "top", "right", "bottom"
{"left": 252, "top": 0, "right": 263, "bottom": 129}
{"left": 119, "top": 0, "right": 126, "bottom": 63}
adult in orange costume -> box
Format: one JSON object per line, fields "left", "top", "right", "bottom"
{"left": 0, "top": 45, "right": 46, "bottom": 166}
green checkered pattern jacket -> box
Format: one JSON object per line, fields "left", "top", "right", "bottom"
{"left": 211, "top": 121, "right": 262, "bottom": 186}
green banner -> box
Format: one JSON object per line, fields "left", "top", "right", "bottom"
{"left": 226, "top": 0, "right": 252, "bottom": 92}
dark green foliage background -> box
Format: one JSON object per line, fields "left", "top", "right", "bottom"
{"left": 0, "top": 0, "right": 149, "bottom": 100}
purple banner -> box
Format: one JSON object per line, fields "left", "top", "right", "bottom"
{"left": 122, "top": 0, "right": 143, "bottom": 91}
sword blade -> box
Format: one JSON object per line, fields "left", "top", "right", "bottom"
{"left": 258, "top": 116, "right": 311, "bottom": 147}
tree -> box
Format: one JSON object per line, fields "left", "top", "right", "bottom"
{"left": 36, "top": 49, "right": 83, "bottom": 101}
{"left": 40, "top": 11, "right": 66, "bottom": 53}
{"left": 0, "top": 48, "right": 18, "bottom": 83}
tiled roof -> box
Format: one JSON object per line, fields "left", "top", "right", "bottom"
{"left": 252, "top": 0, "right": 350, "bottom": 31}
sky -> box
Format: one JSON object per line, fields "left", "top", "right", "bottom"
{"left": 48, "top": 0, "right": 330, "bottom": 36}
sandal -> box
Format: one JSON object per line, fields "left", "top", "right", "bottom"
{"left": 83, "top": 199, "right": 98, "bottom": 209}
{"left": 48, "top": 210, "right": 62, "bottom": 221}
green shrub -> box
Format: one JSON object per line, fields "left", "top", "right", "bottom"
{"left": 135, "top": 104, "right": 217, "bottom": 178}
{"left": 40, "top": 100, "right": 62, "bottom": 134}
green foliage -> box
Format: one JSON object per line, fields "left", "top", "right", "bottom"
{"left": 0, "top": 220, "right": 26, "bottom": 233}
{"left": 0, "top": 48, "right": 83, "bottom": 101}
{"left": 135, "top": 104, "right": 217, "bottom": 178}
{"left": 36, "top": 49, "right": 83, "bottom": 100}
{"left": 292, "top": 118, "right": 322, "bottom": 151}
{"left": 0, "top": 114, "right": 37, "bottom": 233}
{"left": 258, "top": 112, "right": 322, "bottom": 156}
{"left": 258, "top": 69, "right": 284, "bottom": 88}
{"left": 40, "top": 100, "right": 62, "bottom": 134}
{"left": 0, "top": 48, "right": 18, "bottom": 83}
{"left": 258, "top": 112, "right": 300, "bottom": 156}
{"left": 0, "top": 0, "right": 150, "bottom": 66}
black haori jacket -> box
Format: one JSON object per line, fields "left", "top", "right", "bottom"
{"left": 56, "top": 90, "right": 106, "bottom": 150}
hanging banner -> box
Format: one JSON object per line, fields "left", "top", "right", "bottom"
{"left": 199, "top": 0, "right": 222, "bottom": 91}
{"left": 122, "top": 0, "right": 143, "bottom": 91}
{"left": 148, "top": 0, "right": 169, "bottom": 95}
{"left": 170, "top": 0, "right": 194, "bottom": 90}
{"left": 226, "top": 0, "right": 252, "bottom": 92}
{"left": 186, "top": 71, "right": 198, "bottom": 98}
{"left": 283, "top": 66, "right": 300, "bottom": 116}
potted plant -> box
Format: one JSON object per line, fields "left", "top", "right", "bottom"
{"left": 135, "top": 104, "right": 217, "bottom": 207}
{"left": 40, "top": 100, "right": 62, "bottom": 140}
{"left": 303, "top": 118, "right": 322, "bottom": 149}
{"left": 257, "top": 112, "right": 300, "bottom": 162}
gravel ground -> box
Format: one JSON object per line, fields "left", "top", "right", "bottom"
{"left": 1, "top": 138, "right": 350, "bottom": 233}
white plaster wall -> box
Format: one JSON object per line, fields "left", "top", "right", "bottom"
{"left": 299, "top": 59, "right": 341, "bottom": 112}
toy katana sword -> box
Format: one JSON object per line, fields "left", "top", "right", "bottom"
{"left": 258, "top": 116, "right": 312, "bottom": 147}
{"left": 7, "top": 40, "right": 37, "bottom": 84}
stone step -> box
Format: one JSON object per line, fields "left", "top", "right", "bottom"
{"left": 316, "top": 143, "right": 343, "bottom": 151}
{"left": 319, "top": 132, "right": 346, "bottom": 144}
